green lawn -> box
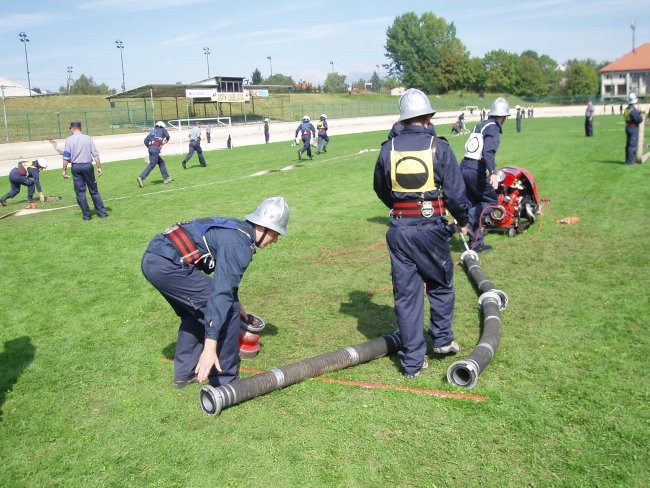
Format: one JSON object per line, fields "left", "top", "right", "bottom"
{"left": 0, "top": 114, "right": 648, "bottom": 487}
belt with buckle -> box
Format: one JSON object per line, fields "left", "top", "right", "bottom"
{"left": 392, "top": 200, "right": 446, "bottom": 218}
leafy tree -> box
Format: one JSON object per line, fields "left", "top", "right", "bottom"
{"left": 381, "top": 76, "right": 401, "bottom": 90}
{"left": 385, "top": 11, "right": 466, "bottom": 93}
{"left": 263, "top": 73, "right": 296, "bottom": 93}
{"left": 432, "top": 40, "right": 472, "bottom": 93}
{"left": 482, "top": 50, "right": 520, "bottom": 94}
{"left": 323, "top": 72, "right": 347, "bottom": 93}
{"left": 369, "top": 71, "right": 381, "bottom": 92}
{"left": 251, "top": 68, "right": 262, "bottom": 85}
{"left": 563, "top": 60, "right": 599, "bottom": 96}
{"left": 61, "top": 74, "right": 114, "bottom": 95}
{"left": 516, "top": 55, "right": 548, "bottom": 96}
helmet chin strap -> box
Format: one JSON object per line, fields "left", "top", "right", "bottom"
{"left": 255, "top": 226, "right": 269, "bottom": 247}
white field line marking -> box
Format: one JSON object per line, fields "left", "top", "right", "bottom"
{"left": 8, "top": 149, "right": 376, "bottom": 218}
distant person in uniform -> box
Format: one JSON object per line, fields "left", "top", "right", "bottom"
{"left": 0, "top": 159, "right": 47, "bottom": 206}
{"left": 316, "top": 114, "right": 329, "bottom": 154}
{"left": 624, "top": 93, "right": 644, "bottom": 165}
{"left": 585, "top": 101, "right": 595, "bottom": 136}
{"left": 264, "top": 118, "right": 270, "bottom": 144}
{"left": 181, "top": 121, "right": 207, "bottom": 169}
{"left": 295, "top": 115, "right": 316, "bottom": 161}
{"left": 515, "top": 105, "right": 523, "bottom": 133}
{"left": 459, "top": 97, "right": 511, "bottom": 253}
{"left": 139, "top": 121, "right": 172, "bottom": 187}
{"left": 206, "top": 124, "right": 211, "bottom": 143}
{"left": 62, "top": 121, "right": 108, "bottom": 221}
{"left": 140, "top": 197, "right": 289, "bottom": 388}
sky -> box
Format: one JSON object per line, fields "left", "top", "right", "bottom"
{"left": 1, "top": 0, "right": 649, "bottom": 93}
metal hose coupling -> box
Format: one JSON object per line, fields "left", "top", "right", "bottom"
{"left": 447, "top": 358, "right": 481, "bottom": 389}
{"left": 461, "top": 249, "right": 479, "bottom": 262}
{"left": 478, "top": 289, "right": 509, "bottom": 310}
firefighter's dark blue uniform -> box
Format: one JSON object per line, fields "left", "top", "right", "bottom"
{"left": 141, "top": 217, "right": 257, "bottom": 386}
{"left": 141, "top": 126, "right": 171, "bottom": 182}
{"left": 0, "top": 160, "right": 43, "bottom": 205}
{"left": 459, "top": 117, "right": 502, "bottom": 249}
{"left": 374, "top": 125, "right": 469, "bottom": 376}
{"left": 295, "top": 120, "right": 316, "bottom": 160}
{"left": 624, "top": 104, "right": 644, "bottom": 164}
{"left": 181, "top": 125, "right": 207, "bottom": 168}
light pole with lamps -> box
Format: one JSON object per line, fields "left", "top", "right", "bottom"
{"left": 67, "top": 66, "right": 73, "bottom": 92}
{"left": 266, "top": 56, "right": 272, "bottom": 77}
{"left": 19, "top": 32, "right": 32, "bottom": 96}
{"left": 329, "top": 60, "right": 334, "bottom": 73}
{"left": 115, "top": 40, "right": 126, "bottom": 92}
{"left": 203, "top": 47, "right": 211, "bottom": 78}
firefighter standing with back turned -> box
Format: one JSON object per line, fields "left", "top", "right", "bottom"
{"left": 624, "top": 93, "right": 644, "bottom": 165}
{"left": 373, "top": 88, "right": 469, "bottom": 379}
{"left": 141, "top": 197, "right": 290, "bottom": 388}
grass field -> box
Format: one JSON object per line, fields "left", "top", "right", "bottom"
{"left": 0, "top": 114, "right": 648, "bottom": 487}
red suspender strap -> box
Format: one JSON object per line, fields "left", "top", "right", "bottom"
{"left": 163, "top": 224, "right": 201, "bottom": 264}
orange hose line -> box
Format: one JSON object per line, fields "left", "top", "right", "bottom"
{"left": 239, "top": 367, "right": 488, "bottom": 402}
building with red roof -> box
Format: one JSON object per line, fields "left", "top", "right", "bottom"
{"left": 600, "top": 42, "right": 650, "bottom": 101}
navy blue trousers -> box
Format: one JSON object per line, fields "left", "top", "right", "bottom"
{"left": 182, "top": 141, "right": 207, "bottom": 166}
{"left": 625, "top": 126, "right": 639, "bottom": 164}
{"left": 460, "top": 160, "right": 498, "bottom": 247}
{"left": 71, "top": 163, "right": 107, "bottom": 219}
{"left": 2, "top": 168, "right": 35, "bottom": 201}
{"left": 299, "top": 136, "right": 312, "bottom": 158}
{"left": 140, "top": 147, "right": 170, "bottom": 180}
{"left": 387, "top": 220, "right": 456, "bottom": 376}
{"left": 141, "top": 252, "right": 241, "bottom": 386}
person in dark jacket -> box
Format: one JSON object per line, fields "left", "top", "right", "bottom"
{"left": 0, "top": 159, "right": 47, "bottom": 206}
{"left": 374, "top": 88, "right": 469, "bottom": 379}
{"left": 138, "top": 120, "right": 171, "bottom": 187}
{"left": 459, "top": 97, "right": 511, "bottom": 253}
{"left": 295, "top": 115, "right": 316, "bottom": 160}
{"left": 624, "top": 94, "right": 644, "bottom": 164}
{"left": 141, "top": 197, "right": 289, "bottom": 388}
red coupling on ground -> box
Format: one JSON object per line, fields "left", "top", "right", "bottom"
{"left": 238, "top": 313, "right": 265, "bottom": 360}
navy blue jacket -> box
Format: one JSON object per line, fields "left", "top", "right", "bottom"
{"left": 374, "top": 125, "right": 468, "bottom": 227}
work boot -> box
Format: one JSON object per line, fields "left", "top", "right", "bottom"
{"left": 173, "top": 375, "right": 200, "bottom": 389}
{"left": 433, "top": 341, "right": 460, "bottom": 355}
{"left": 137, "top": 177, "right": 144, "bottom": 188}
{"left": 297, "top": 150, "right": 302, "bottom": 161}
{"left": 182, "top": 160, "right": 187, "bottom": 170}
{"left": 1, "top": 198, "right": 7, "bottom": 206}
{"left": 404, "top": 358, "right": 429, "bottom": 379}
{"left": 473, "top": 242, "right": 493, "bottom": 253}
{"left": 163, "top": 178, "right": 173, "bottom": 184}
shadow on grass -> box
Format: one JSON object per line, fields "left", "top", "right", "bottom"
{"left": 339, "top": 290, "right": 402, "bottom": 372}
{"left": 0, "top": 336, "right": 36, "bottom": 420}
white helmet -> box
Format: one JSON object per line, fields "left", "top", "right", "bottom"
{"left": 488, "top": 97, "right": 510, "bottom": 117}
{"left": 397, "top": 88, "right": 436, "bottom": 122}
{"left": 245, "top": 196, "right": 290, "bottom": 236}
{"left": 515, "top": 105, "right": 521, "bottom": 110}
{"left": 302, "top": 115, "right": 310, "bottom": 122}
{"left": 264, "top": 117, "right": 269, "bottom": 122}
{"left": 320, "top": 114, "right": 327, "bottom": 119}
{"left": 36, "top": 158, "right": 47, "bottom": 169}
{"left": 155, "top": 120, "right": 166, "bottom": 128}
{"left": 629, "top": 93, "right": 638, "bottom": 104}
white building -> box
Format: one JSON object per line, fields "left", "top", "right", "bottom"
{"left": 600, "top": 42, "right": 650, "bottom": 101}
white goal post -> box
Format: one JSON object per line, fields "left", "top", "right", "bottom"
{"left": 167, "top": 116, "right": 231, "bottom": 153}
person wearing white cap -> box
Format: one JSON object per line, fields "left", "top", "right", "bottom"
{"left": 0, "top": 158, "right": 47, "bottom": 206}
{"left": 624, "top": 94, "right": 644, "bottom": 164}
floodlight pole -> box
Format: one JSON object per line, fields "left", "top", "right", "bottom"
{"left": 19, "top": 32, "right": 32, "bottom": 96}
{"left": 115, "top": 40, "right": 126, "bottom": 92}
{"left": 329, "top": 60, "right": 334, "bottom": 73}
{"left": 1, "top": 85, "right": 9, "bottom": 142}
{"left": 67, "top": 66, "right": 73, "bottom": 92}
{"left": 631, "top": 19, "right": 636, "bottom": 52}
{"left": 204, "top": 47, "right": 211, "bottom": 78}
{"left": 267, "top": 56, "right": 272, "bottom": 77}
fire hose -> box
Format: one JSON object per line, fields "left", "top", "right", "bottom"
{"left": 446, "top": 229, "right": 508, "bottom": 388}
{"left": 199, "top": 333, "right": 402, "bottom": 415}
